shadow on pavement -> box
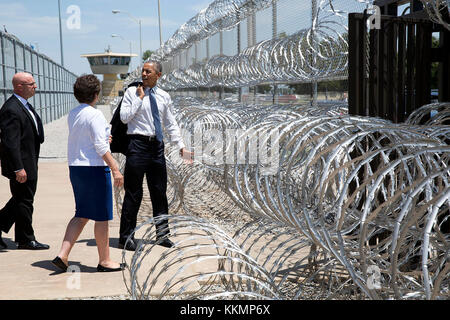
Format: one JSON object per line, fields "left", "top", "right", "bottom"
{"left": 76, "top": 237, "right": 121, "bottom": 249}
{"left": 32, "top": 260, "right": 98, "bottom": 275}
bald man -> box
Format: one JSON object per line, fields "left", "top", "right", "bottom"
{"left": 0, "top": 72, "right": 48, "bottom": 250}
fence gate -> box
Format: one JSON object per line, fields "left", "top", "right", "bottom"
{"left": 348, "top": 11, "right": 450, "bottom": 123}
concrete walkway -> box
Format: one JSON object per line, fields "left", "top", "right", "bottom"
{"left": 0, "top": 105, "right": 232, "bottom": 300}
{"left": 0, "top": 104, "right": 132, "bottom": 300}
{"left": 0, "top": 105, "right": 311, "bottom": 300}
{"left": 0, "top": 161, "right": 130, "bottom": 300}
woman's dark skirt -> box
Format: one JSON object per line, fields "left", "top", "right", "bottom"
{"left": 69, "top": 166, "right": 113, "bottom": 221}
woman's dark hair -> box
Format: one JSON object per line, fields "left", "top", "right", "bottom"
{"left": 73, "top": 74, "right": 101, "bottom": 104}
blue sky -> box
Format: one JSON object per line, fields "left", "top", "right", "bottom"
{"left": 0, "top": 0, "right": 211, "bottom": 75}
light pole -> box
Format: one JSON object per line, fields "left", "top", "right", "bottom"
{"left": 157, "top": 0, "right": 163, "bottom": 47}
{"left": 111, "top": 34, "right": 133, "bottom": 71}
{"left": 58, "top": 0, "right": 64, "bottom": 66}
{"left": 112, "top": 10, "right": 142, "bottom": 65}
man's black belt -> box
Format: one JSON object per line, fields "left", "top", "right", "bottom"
{"left": 128, "top": 134, "right": 158, "bottom": 142}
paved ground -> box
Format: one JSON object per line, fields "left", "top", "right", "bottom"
{"left": 0, "top": 105, "right": 233, "bottom": 300}
{"left": 0, "top": 161, "right": 131, "bottom": 300}
{"left": 0, "top": 104, "right": 311, "bottom": 300}
{"left": 0, "top": 105, "right": 129, "bottom": 300}
{"left": 0, "top": 161, "right": 227, "bottom": 300}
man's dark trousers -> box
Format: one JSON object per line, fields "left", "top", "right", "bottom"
{"left": 119, "top": 136, "right": 170, "bottom": 243}
{"left": 0, "top": 179, "right": 37, "bottom": 243}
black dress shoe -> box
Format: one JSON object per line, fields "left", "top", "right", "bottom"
{"left": 51, "top": 256, "right": 68, "bottom": 272}
{"left": 118, "top": 239, "right": 137, "bottom": 251}
{"left": 17, "top": 240, "right": 50, "bottom": 250}
{"left": 0, "top": 232, "right": 6, "bottom": 249}
{"left": 97, "top": 263, "right": 126, "bottom": 272}
{"left": 156, "top": 238, "right": 174, "bottom": 248}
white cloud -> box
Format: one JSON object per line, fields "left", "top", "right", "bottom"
{"left": 144, "top": 17, "right": 181, "bottom": 28}
{"left": 0, "top": 3, "right": 27, "bottom": 17}
{"left": 65, "top": 20, "right": 98, "bottom": 35}
{"left": 113, "top": 15, "right": 180, "bottom": 28}
{"left": 0, "top": 2, "right": 97, "bottom": 39}
{"left": 190, "top": 1, "right": 211, "bottom": 13}
{"left": 2, "top": 16, "right": 58, "bottom": 38}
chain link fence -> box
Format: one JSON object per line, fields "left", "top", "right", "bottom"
{"left": 0, "top": 31, "right": 78, "bottom": 124}
{"left": 115, "top": 0, "right": 450, "bottom": 300}
{"left": 148, "top": 0, "right": 370, "bottom": 105}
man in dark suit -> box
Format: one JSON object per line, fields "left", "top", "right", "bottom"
{"left": 0, "top": 72, "right": 49, "bottom": 250}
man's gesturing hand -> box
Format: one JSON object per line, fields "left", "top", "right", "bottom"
{"left": 180, "top": 148, "right": 194, "bottom": 164}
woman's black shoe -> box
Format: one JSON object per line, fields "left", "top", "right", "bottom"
{"left": 97, "top": 263, "right": 126, "bottom": 272}
{"left": 51, "top": 256, "right": 68, "bottom": 272}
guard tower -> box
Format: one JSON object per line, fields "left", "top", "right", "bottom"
{"left": 81, "top": 47, "right": 137, "bottom": 103}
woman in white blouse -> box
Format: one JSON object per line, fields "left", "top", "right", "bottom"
{"left": 52, "top": 74, "right": 125, "bottom": 272}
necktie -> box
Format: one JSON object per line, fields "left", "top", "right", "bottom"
{"left": 27, "top": 102, "right": 44, "bottom": 143}
{"left": 26, "top": 102, "right": 39, "bottom": 135}
{"left": 149, "top": 89, "right": 163, "bottom": 142}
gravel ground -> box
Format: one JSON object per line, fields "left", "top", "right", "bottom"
{"left": 39, "top": 104, "right": 114, "bottom": 161}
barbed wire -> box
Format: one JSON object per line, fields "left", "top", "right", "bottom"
{"left": 111, "top": 96, "right": 449, "bottom": 300}
{"left": 157, "top": 23, "right": 348, "bottom": 90}
{"left": 122, "top": 0, "right": 371, "bottom": 89}
{"left": 151, "top": 0, "right": 276, "bottom": 62}
{"left": 112, "top": 0, "right": 449, "bottom": 301}
{"left": 121, "top": 215, "right": 282, "bottom": 300}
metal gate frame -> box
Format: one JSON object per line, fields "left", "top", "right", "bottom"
{"left": 348, "top": 11, "right": 450, "bottom": 123}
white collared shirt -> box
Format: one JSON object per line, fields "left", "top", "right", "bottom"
{"left": 14, "top": 93, "right": 39, "bottom": 134}
{"left": 119, "top": 86, "right": 185, "bottom": 150}
{"left": 67, "top": 104, "right": 110, "bottom": 166}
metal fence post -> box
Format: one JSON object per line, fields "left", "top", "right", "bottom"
{"left": 12, "top": 38, "right": 17, "bottom": 72}
{"left": 237, "top": 28, "right": 242, "bottom": 102}
{"left": 272, "top": 0, "right": 278, "bottom": 105}
{"left": 247, "top": 9, "right": 257, "bottom": 104}
{"left": 0, "top": 34, "right": 5, "bottom": 104}
{"left": 311, "top": 0, "right": 318, "bottom": 107}
{"left": 206, "top": 38, "right": 210, "bottom": 97}
{"left": 219, "top": 30, "right": 224, "bottom": 100}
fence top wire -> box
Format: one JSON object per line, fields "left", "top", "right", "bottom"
{"left": 152, "top": 0, "right": 278, "bottom": 61}
{"left": 0, "top": 30, "right": 77, "bottom": 78}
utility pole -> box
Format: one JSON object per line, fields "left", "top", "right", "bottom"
{"left": 158, "top": 0, "right": 163, "bottom": 47}
{"left": 58, "top": 0, "right": 64, "bottom": 66}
